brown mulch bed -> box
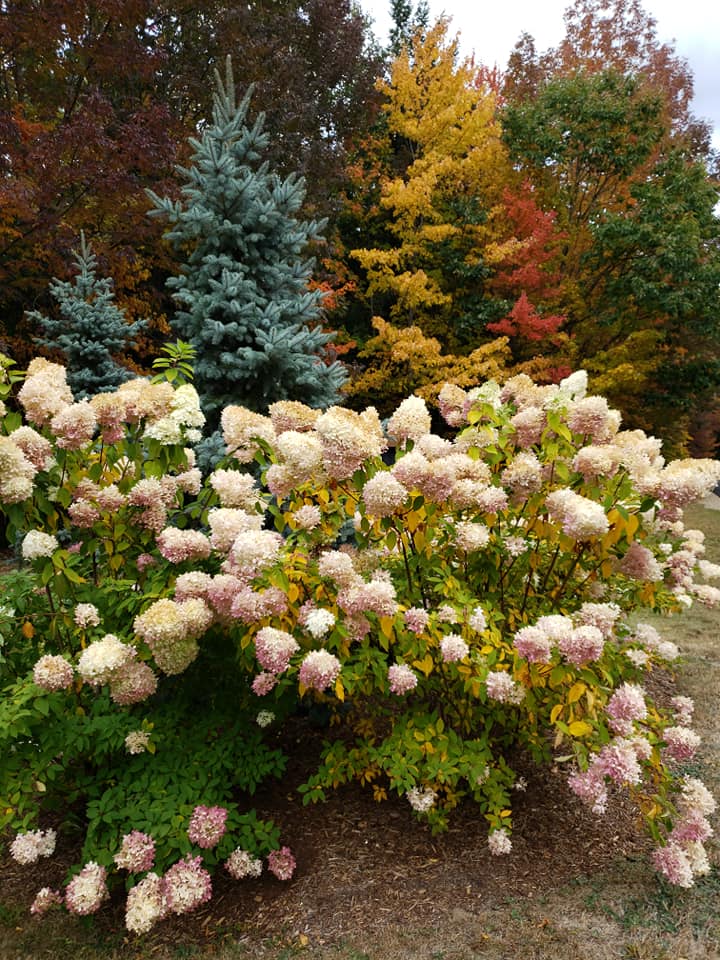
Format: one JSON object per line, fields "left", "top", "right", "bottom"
{"left": 2, "top": 714, "right": 652, "bottom": 951}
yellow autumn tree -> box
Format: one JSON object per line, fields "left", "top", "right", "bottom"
{"left": 351, "top": 19, "right": 540, "bottom": 351}
{"left": 344, "top": 316, "right": 511, "bottom": 416}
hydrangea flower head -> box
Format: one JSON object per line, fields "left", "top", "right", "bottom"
{"left": 10, "top": 828, "right": 56, "bottom": 865}
{"left": 388, "top": 663, "right": 418, "bottom": 695}
{"left": 407, "top": 786, "right": 437, "bottom": 812}
{"left": 33, "top": 655, "right": 74, "bottom": 692}
{"left": 267, "top": 846, "right": 296, "bottom": 881}
{"left": 125, "top": 872, "right": 167, "bottom": 934}
{"left": 440, "top": 633, "right": 469, "bottom": 663}
{"left": 114, "top": 831, "right": 156, "bottom": 872}
{"left": 226, "top": 849, "right": 263, "bottom": 880}
{"left": 65, "top": 862, "right": 109, "bottom": 915}
{"left": 30, "top": 888, "right": 63, "bottom": 916}
{"left": 298, "top": 649, "right": 342, "bottom": 692}
{"left": 488, "top": 828, "right": 512, "bottom": 856}
{"left": 163, "top": 855, "right": 212, "bottom": 914}
{"left": 255, "top": 626, "right": 299, "bottom": 674}
{"left": 188, "top": 805, "right": 228, "bottom": 848}
{"left": 21, "top": 530, "right": 58, "bottom": 560}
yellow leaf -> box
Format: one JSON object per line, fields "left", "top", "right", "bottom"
{"left": 567, "top": 681, "right": 586, "bottom": 704}
{"left": 500, "top": 809, "right": 512, "bottom": 818}
{"left": 413, "top": 529, "right": 426, "bottom": 551}
{"left": 413, "top": 653, "right": 434, "bottom": 676}
{"left": 567, "top": 720, "right": 593, "bottom": 738}
{"left": 550, "top": 704, "right": 564, "bottom": 724}
{"left": 335, "top": 677, "right": 345, "bottom": 702}
{"left": 380, "top": 616, "right": 395, "bottom": 639}
{"left": 406, "top": 510, "right": 420, "bottom": 532}
{"left": 625, "top": 513, "right": 640, "bottom": 540}
{"left": 287, "top": 583, "right": 300, "bottom": 604}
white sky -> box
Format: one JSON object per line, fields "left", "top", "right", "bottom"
{"left": 358, "top": 0, "right": 720, "bottom": 151}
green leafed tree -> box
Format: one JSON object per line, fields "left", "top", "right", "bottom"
{"left": 26, "top": 233, "right": 144, "bottom": 397}
{"left": 147, "top": 58, "right": 347, "bottom": 421}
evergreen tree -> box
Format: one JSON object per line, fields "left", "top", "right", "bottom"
{"left": 388, "top": 0, "right": 430, "bottom": 56}
{"left": 26, "top": 233, "right": 143, "bottom": 397}
{"left": 147, "top": 57, "right": 346, "bottom": 421}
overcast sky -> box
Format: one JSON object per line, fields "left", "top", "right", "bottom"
{"left": 358, "top": 0, "right": 720, "bottom": 151}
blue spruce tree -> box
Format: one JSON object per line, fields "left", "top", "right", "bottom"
{"left": 147, "top": 57, "right": 346, "bottom": 422}
{"left": 27, "top": 233, "right": 143, "bottom": 398}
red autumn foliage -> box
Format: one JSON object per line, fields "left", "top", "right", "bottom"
{"left": 487, "top": 292, "right": 565, "bottom": 342}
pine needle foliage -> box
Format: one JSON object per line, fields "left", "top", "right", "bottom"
{"left": 27, "top": 233, "right": 143, "bottom": 397}
{"left": 147, "top": 57, "right": 346, "bottom": 421}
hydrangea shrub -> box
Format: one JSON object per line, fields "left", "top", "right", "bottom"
{"left": 1, "top": 359, "right": 719, "bottom": 934}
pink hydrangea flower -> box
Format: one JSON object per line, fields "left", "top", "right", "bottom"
{"left": 267, "top": 846, "right": 296, "bottom": 881}
{"left": 361, "top": 472, "right": 408, "bottom": 518}
{"left": 156, "top": 527, "right": 212, "bottom": 564}
{"left": 125, "top": 872, "right": 167, "bottom": 934}
{"left": 33, "top": 655, "right": 74, "bottom": 692}
{"left": 468, "top": 606, "right": 487, "bottom": 633}
{"left": 114, "top": 831, "right": 156, "bottom": 872}
{"left": 513, "top": 625, "right": 552, "bottom": 663}
{"left": 30, "top": 888, "right": 63, "bottom": 916}
{"left": 568, "top": 767, "right": 608, "bottom": 815}
{"left": 298, "top": 650, "right": 341, "bottom": 692}
{"left": 109, "top": 660, "right": 158, "bottom": 705}
{"left": 606, "top": 683, "right": 647, "bottom": 735}
{"left": 455, "top": 521, "right": 490, "bottom": 552}
{"left": 545, "top": 489, "right": 609, "bottom": 540}
{"left": 663, "top": 726, "right": 701, "bottom": 763}
{"left": 225, "top": 849, "right": 263, "bottom": 880}
{"left": 617, "top": 542, "right": 664, "bottom": 581}
{"left": 485, "top": 671, "right": 524, "bottom": 704}
{"left": 65, "top": 862, "right": 109, "bottom": 915}
{"left": 652, "top": 841, "right": 694, "bottom": 888}
{"left": 557, "top": 625, "right": 604, "bottom": 665}
{"left": 10, "top": 828, "right": 56, "bottom": 865}
{"left": 50, "top": 401, "right": 98, "bottom": 449}
{"left": 575, "top": 602, "right": 620, "bottom": 638}
{"left": 337, "top": 578, "right": 398, "bottom": 617}
{"left": 252, "top": 671, "right": 278, "bottom": 696}
{"left": 74, "top": 603, "right": 100, "bottom": 628}
{"left": 487, "top": 828, "right": 512, "bottom": 856}
{"left": 440, "top": 633, "right": 469, "bottom": 663}
{"left": 162, "top": 855, "right": 212, "bottom": 914}
{"left": 403, "top": 607, "right": 430, "bottom": 634}
{"left": 254, "top": 627, "right": 299, "bottom": 674}
{"left": 231, "top": 585, "right": 288, "bottom": 623}
{"left": 386, "top": 395, "right": 431, "bottom": 444}
{"left": 293, "top": 504, "right": 322, "bottom": 530}
{"left": 188, "top": 805, "right": 228, "bottom": 848}
{"left": 388, "top": 663, "right": 418, "bottom": 695}
{"left": 593, "top": 740, "right": 642, "bottom": 786}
